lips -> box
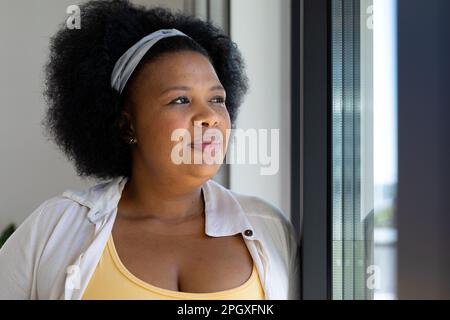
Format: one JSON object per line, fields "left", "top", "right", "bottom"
{"left": 190, "top": 140, "right": 221, "bottom": 152}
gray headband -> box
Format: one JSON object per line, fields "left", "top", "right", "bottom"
{"left": 111, "top": 28, "right": 191, "bottom": 94}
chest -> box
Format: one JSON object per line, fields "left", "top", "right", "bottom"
{"left": 110, "top": 222, "right": 255, "bottom": 293}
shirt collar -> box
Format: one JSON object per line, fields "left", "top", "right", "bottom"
{"left": 62, "top": 176, "right": 258, "bottom": 241}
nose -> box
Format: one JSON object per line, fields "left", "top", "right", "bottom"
{"left": 192, "top": 104, "right": 220, "bottom": 128}
{"left": 193, "top": 119, "right": 218, "bottom": 128}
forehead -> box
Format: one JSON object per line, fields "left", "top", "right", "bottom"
{"left": 138, "top": 51, "right": 221, "bottom": 89}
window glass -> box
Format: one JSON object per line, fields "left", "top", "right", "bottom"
{"left": 331, "top": 0, "right": 398, "bottom": 300}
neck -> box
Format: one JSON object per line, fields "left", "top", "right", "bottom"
{"left": 118, "top": 171, "right": 206, "bottom": 224}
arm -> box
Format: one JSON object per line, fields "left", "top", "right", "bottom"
{"left": 0, "top": 201, "right": 47, "bottom": 299}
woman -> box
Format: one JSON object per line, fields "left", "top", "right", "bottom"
{"left": 0, "top": 0, "right": 299, "bottom": 300}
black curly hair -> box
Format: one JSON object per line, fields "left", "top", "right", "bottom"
{"left": 42, "top": 0, "right": 249, "bottom": 181}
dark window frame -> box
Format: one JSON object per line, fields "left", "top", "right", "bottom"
{"left": 291, "top": 0, "right": 333, "bottom": 300}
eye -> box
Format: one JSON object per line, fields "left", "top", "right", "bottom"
{"left": 170, "top": 96, "right": 190, "bottom": 105}
{"left": 210, "top": 96, "right": 226, "bottom": 105}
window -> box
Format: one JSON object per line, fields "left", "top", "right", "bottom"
{"left": 331, "top": 0, "right": 398, "bottom": 300}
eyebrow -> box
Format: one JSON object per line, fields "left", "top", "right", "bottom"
{"left": 160, "top": 85, "right": 225, "bottom": 95}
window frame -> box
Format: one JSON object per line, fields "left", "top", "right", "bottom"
{"left": 292, "top": 0, "right": 333, "bottom": 300}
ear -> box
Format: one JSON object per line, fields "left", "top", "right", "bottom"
{"left": 121, "top": 98, "right": 137, "bottom": 129}
{"left": 118, "top": 110, "right": 135, "bottom": 134}
{"left": 122, "top": 110, "right": 132, "bottom": 121}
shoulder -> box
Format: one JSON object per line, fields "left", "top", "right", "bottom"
{"left": 206, "top": 179, "right": 286, "bottom": 219}
{"left": 15, "top": 194, "right": 88, "bottom": 239}
{"left": 234, "top": 191, "right": 284, "bottom": 217}
{"left": 232, "top": 190, "right": 288, "bottom": 223}
{"left": 0, "top": 194, "right": 88, "bottom": 264}
{"left": 4, "top": 188, "right": 97, "bottom": 261}
{"left": 34, "top": 177, "right": 120, "bottom": 225}
{"left": 20, "top": 178, "right": 112, "bottom": 233}
{"left": 0, "top": 188, "right": 96, "bottom": 299}
{"left": 206, "top": 179, "right": 297, "bottom": 243}
{"left": 232, "top": 190, "right": 297, "bottom": 240}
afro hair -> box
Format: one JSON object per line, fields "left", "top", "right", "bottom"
{"left": 42, "top": 0, "right": 249, "bottom": 181}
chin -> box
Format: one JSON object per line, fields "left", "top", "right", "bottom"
{"left": 185, "top": 163, "right": 222, "bottom": 180}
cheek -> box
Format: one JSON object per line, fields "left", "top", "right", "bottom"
{"left": 222, "top": 108, "right": 231, "bottom": 126}
{"left": 139, "top": 112, "right": 190, "bottom": 151}
{"left": 221, "top": 109, "right": 232, "bottom": 143}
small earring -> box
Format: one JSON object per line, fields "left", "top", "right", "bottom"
{"left": 128, "top": 136, "right": 138, "bottom": 145}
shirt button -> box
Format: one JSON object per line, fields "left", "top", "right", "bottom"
{"left": 244, "top": 229, "right": 253, "bottom": 237}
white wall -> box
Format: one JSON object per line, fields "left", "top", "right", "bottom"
{"left": 0, "top": 0, "right": 187, "bottom": 230}
{"left": 229, "top": 0, "right": 291, "bottom": 219}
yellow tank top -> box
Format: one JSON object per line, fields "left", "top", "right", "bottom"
{"left": 82, "top": 234, "right": 266, "bottom": 300}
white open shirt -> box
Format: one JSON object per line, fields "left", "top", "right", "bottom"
{"left": 0, "top": 176, "right": 300, "bottom": 300}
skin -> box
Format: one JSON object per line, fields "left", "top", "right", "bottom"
{"left": 112, "top": 51, "right": 254, "bottom": 293}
